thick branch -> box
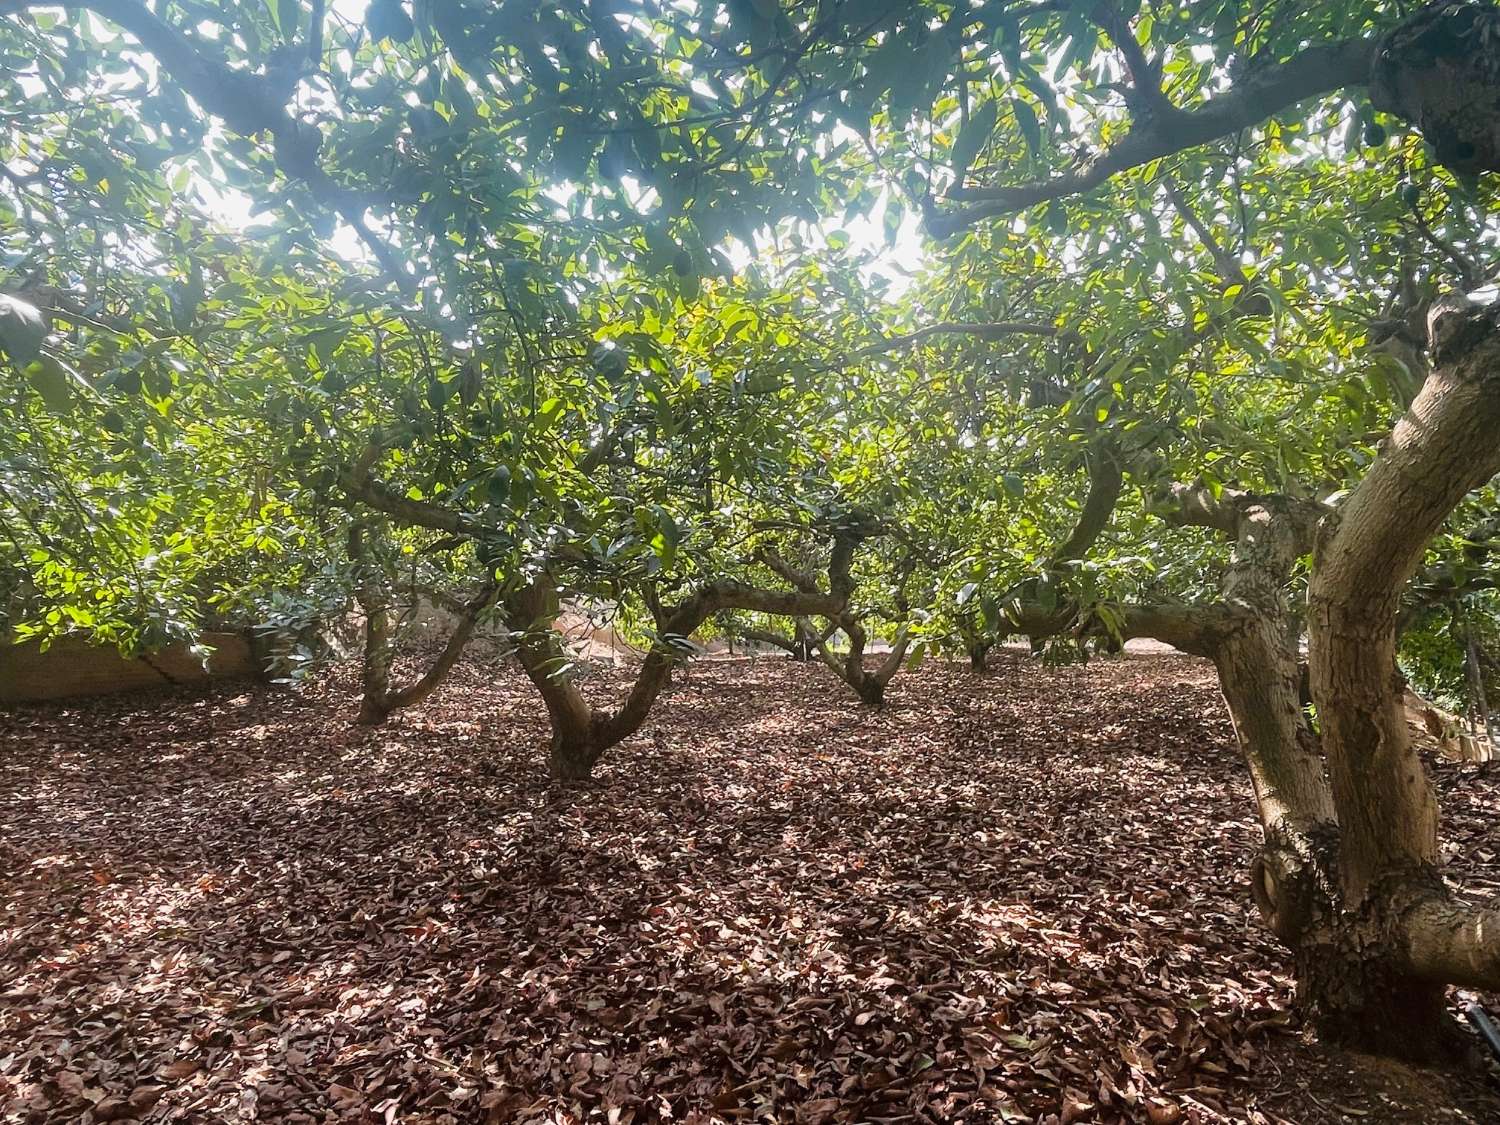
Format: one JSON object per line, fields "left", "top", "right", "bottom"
{"left": 872, "top": 624, "right": 913, "bottom": 686}
{"left": 755, "top": 547, "right": 822, "bottom": 595}
{"left": 1157, "top": 482, "right": 1244, "bottom": 535}
{"left": 1402, "top": 891, "right": 1500, "bottom": 989}
{"left": 340, "top": 445, "right": 488, "bottom": 537}
{"left": 350, "top": 520, "right": 499, "bottom": 721}
{"left": 1309, "top": 296, "right": 1500, "bottom": 900}
{"left": 597, "top": 578, "right": 845, "bottom": 746}
{"left": 931, "top": 37, "right": 1376, "bottom": 234}
{"left": 1052, "top": 443, "right": 1124, "bottom": 563}
{"left": 1159, "top": 483, "right": 1326, "bottom": 556}
{"left": 1007, "top": 598, "right": 1241, "bottom": 660}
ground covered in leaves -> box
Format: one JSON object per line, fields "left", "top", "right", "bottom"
{"left": 3, "top": 649, "right": 1499, "bottom": 1124}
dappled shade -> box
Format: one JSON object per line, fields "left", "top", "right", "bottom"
{"left": 4, "top": 654, "right": 1499, "bottom": 1121}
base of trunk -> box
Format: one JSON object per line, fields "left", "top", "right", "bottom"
{"left": 968, "top": 647, "right": 991, "bottom": 673}
{"left": 549, "top": 735, "right": 602, "bottom": 780}
{"left": 1298, "top": 943, "right": 1467, "bottom": 1063}
{"left": 855, "top": 681, "right": 886, "bottom": 707}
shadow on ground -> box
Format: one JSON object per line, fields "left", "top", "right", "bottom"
{"left": 2, "top": 651, "right": 1497, "bottom": 1123}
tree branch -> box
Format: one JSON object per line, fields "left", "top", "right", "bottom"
{"left": 931, "top": 37, "right": 1377, "bottom": 235}
{"left": 340, "top": 443, "right": 488, "bottom": 537}
{"left": 0, "top": 0, "right": 417, "bottom": 294}
{"left": 1052, "top": 442, "right": 1124, "bottom": 563}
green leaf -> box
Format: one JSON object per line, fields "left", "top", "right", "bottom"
{"left": 0, "top": 295, "right": 48, "bottom": 366}
{"left": 1010, "top": 97, "right": 1042, "bottom": 157}
{"left": 274, "top": 0, "right": 300, "bottom": 38}
{"left": 950, "top": 100, "right": 998, "bottom": 174}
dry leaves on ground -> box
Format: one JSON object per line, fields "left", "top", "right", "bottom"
{"left": 2, "top": 650, "right": 1498, "bottom": 1124}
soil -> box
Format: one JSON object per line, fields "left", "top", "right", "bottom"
{"left": 2, "top": 649, "right": 1498, "bottom": 1123}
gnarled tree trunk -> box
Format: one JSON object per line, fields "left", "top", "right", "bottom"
{"left": 508, "top": 575, "right": 848, "bottom": 779}
{"left": 815, "top": 618, "right": 912, "bottom": 707}
{"left": 1302, "top": 297, "right": 1500, "bottom": 1058}
{"left": 350, "top": 522, "right": 500, "bottom": 726}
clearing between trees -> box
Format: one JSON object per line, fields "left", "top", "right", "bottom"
{"left": 3, "top": 651, "right": 1497, "bottom": 1124}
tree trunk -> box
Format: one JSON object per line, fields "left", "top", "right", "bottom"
{"left": 352, "top": 524, "right": 395, "bottom": 726}
{"left": 968, "top": 641, "right": 991, "bottom": 673}
{"left": 1291, "top": 928, "right": 1461, "bottom": 1060}
{"left": 507, "top": 582, "right": 608, "bottom": 781}
{"left": 549, "top": 727, "right": 603, "bottom": 781}
{"left": 1304, "top": 297, "right": 1500, "bottom": 1059}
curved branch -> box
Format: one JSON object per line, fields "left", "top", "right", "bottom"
{"left": 0, "top": 0, "right": 416, "bottom": 292}
{"left": 930, "top": 37, "right": 1377, "bottom": 235}
{"left": 340, "top": 445, "right": 488, "bottom": 537}
{"left": 1052, "top": 443, "right": 1124, "bottom": 563}
{"left": 384, "top": 580, "right": 501, "bottom": 711}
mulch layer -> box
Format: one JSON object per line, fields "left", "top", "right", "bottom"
{"left": 3, "top": 649, "right": 1498, "bottom": 1123}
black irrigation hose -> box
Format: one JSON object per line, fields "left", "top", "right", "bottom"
{"left": 1466, "top": 1002, "right": 1500, "bottom": 1063}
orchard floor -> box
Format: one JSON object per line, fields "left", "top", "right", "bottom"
{"left": 3, "top": 651, "right": 1500, "bottom": 1125}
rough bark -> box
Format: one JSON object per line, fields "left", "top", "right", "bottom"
{"left": 356, "top": 589, "right": 396, "bottom": 726}
{"left": 505, "top": 582, "right": 606, "bottom": 780}
{"left": 1305, "top": 297, "right": 1500, "bottom": 1056}
{"left": 1370, "top": 1, "right": 1500, "bottom": 177}
{"left": 1162, "top": 489, "right": 1338, "bottom": 866}
{"left": 1311, "top": 299, "right": 1500, "bottom": 898}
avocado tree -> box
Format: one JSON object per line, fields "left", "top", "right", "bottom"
{"left": 320, "top": 251, "right": 890, "bottom": 776}
{"left": 728, "top": 0, "right": 1500, "bottom": 1056}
